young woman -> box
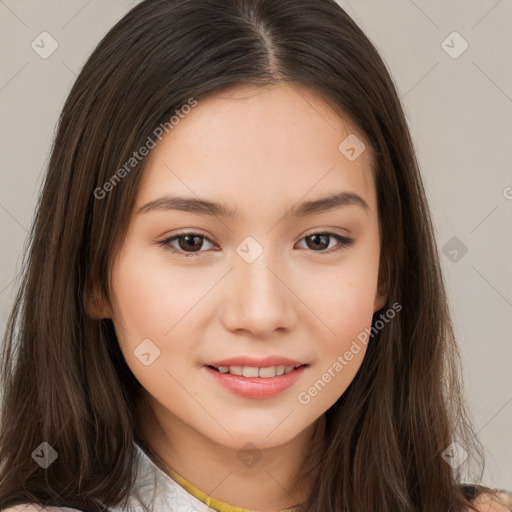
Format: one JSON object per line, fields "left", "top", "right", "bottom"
{"left": 1, "top": 1, "right": 510, "bottom": 511}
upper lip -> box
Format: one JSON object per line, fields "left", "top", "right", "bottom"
{"left": 204, "top": 356, "right": 307, "bottom": 368}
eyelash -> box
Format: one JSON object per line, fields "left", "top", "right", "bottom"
{"left": 158, "top": 231, "right": 355, "bottom": 257}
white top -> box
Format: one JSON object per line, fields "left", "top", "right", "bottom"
{"left": 5, "top": 442, "right": 218, "bottom": 512}
{"left": 109, "top": 441, "right": 218, "bottom": 512}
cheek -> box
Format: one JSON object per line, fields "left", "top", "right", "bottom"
{"left": 296, "top": 282, "right": 375, "bottom": 413}
{"left": 109, "top": 248, "right": 198, "bottom": 397}
{"left": 297, "top": 249, "right": 380, "bottom": 339}
{"left": 311, "top": 274, "right": 376, "bottom": 334}
{"left": 111, "top": 245, "right": 207, "bottom": 340}
{"left": 111, "top": 256, "right": 167, "bottom": 338}
{"left": 295, "top": 241, "right": 380, "bottom": 406}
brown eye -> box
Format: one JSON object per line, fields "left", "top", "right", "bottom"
{"left": 158, "top": 231, "right": 354, "bottom": 258}
{"left": 175, "top": 235, "right": 204, "bottom": 252}
{"left": 298, "top": 232, "right": 355, "bottom": 253}
{"left": 305, "top": 234, "right": 331, "bottom": 250}
{"left": 159, "top": 233, "right": 216, "bottom": 257}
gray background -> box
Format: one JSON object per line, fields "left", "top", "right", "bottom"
{"left": 0, "top": 0, "right": 510, "bottom": 490}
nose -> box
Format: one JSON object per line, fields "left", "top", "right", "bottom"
{"left": 219, "top": 246, "right": 297, "bottom": 337}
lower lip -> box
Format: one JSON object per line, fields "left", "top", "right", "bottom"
{"left": 203, "top": 365, "right": 307, "bottom": 399}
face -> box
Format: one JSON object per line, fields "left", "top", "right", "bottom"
{"left": 106, "top": 83, "right": 386, "bottom": 451}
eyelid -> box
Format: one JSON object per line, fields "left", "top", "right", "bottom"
{"left": 296, "top": 232, "right": 354, "bottom": 251}
{"left": 158, "top": 231, "right": 217, "bottom": 256}
{"left": 158, "top": 230, "right": 355, "bottom": 257}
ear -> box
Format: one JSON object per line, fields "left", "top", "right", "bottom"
{"left": 373, "top": 281, "right": 388, "bottom": 312}
{"left": 84, "top": 283, "right": 113, "bottom": 319}
{"left": 373, "top": 262, "right": 389, "bottom": 313}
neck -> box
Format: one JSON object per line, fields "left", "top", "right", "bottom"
{"left": 136, "top": 394, "right": 325, "bottom": 511}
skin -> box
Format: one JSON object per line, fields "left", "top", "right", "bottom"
{"left": 100, "top": 82, "right": 388, "bottom": 511}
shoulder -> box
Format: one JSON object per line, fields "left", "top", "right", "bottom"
{"left": 470, "top": 491, "right": 512, "bottom": 512}
{"left": 3, "top": 506, "right": 84, "bottom": 512}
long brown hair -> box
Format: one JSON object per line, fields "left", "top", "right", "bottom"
{"left": 0, "top": 0, "right": 499, "bottom": 510}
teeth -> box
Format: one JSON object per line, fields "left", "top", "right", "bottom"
{"left": 229, "top": 366, "right": 243, "bottom": 376}
{"left": 259, "top": 366, "right": 278, "bottom": 378}
{"left": 276, "top": 365, "right": 285, "bottom": 376}
{"left": 242, "top": 366, "right": 259, "bottom": 377}
{"left": 212, "top": 364, "right": 303, "bottom": 378}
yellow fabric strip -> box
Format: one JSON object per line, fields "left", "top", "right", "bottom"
{"left": 164, "top": 464, "right": 297, "bottom": 512}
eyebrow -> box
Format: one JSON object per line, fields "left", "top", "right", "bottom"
{"left": 136, "top": 191, "right": 370, "bottom": 218}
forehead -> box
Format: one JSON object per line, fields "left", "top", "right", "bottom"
{"left": 136, "top": 83, "right": 376, "bottom": 217}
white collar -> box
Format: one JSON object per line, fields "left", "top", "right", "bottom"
{"left": 108, "top": 441, "right": 217, "bottom": 512}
